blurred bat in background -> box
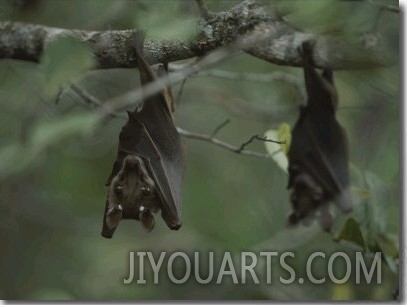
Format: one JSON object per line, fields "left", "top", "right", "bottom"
{"left": 101, "top": 33, "right": 186, "bottom": 238}
{"left": 287, "top": 41, "right": 352, "bottom": 231}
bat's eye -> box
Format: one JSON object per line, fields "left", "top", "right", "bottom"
{"left": 141, "top": 186, "right": 151, "bottom": 196}
{"left": 114, "top": 185, "right": 124, "bottom": 197}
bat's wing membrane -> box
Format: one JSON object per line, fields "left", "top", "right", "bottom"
{"left": 299, "top": 116, "right": 349, "bottom": 192}
{"left": 125, "top": 111, "right": 183, "bottom": 229}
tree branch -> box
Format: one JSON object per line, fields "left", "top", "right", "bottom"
{"left": 0, "top": 0, "right": 397, "bottom": 70}
{"left": 210, "top": 119, "right": 230, "bottom": 137}
{"left": 61, "top": 83, "right": 279, "bottom": 159}
{"left": 176, "top": 127, "right": 276, "bottom": 159}
{"left": 191, "top": 69, "right": 306, "bottom": 102}
{"left": 192, "top": 69, "right": 301, "bottom": 84}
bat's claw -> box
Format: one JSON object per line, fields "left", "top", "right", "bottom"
{"left": 298, "top": 40, "right": 316, "bottom": 66}
{"left": 169, "top": 222, "right": 181, "bottom": 230}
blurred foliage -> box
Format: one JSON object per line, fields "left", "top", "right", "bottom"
{"left": 0, "top": 0, "right": 399, "bottom": 301}
{"left": 335, "top": 217, "right": 366, "bottom": 252}
{"left": 41, "top": 36, "right": 95, "bottom": 97}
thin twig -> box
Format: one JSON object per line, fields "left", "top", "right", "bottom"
{"left": 204, "top": 69, "right": 306, "bottom": 102}
{"left": 370, "top": 0, "right": 399, "bottom": 32}
{"left": 63, "top": 83, "right": 281, "bottom": 159}
{"left": 236, "top": 135, "right": 283, "bottom": 153}
{"left": 197, "top": 69, "right": 301, "bottom": 84}
{"left": 169, "top": 67, "right": 306, "bottom": 104}
{"left": 71, "top": 84, "right": 103, "bottom": 107}
{"left": 54, "top": 87, "right": 64, "bottom": 105}
{"left": 367, "top": 0, "right": 399, "bottom": 13}
{"left": 175, "top": 77, "right": 188, "bottom": 105}
{"left": 67, "top": 83, "right": 127, "bottom": 119}
{"left": 177, "top": 127, "right": 283, "bottom": 159}
{"left": 210, "top": 119, "right": 230, "bottom": 137}
{"left": 100, "top": 40, "right": 246, "bottom": 118}
{"left": 195, "top": 0, "right": 211, "bottom": 19}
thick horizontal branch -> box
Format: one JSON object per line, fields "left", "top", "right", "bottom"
{"left": 0, "top": 22, "right": 196, "bottom": 69}
{"left": 0, "top": 0, "right": 397, "bottom": 70}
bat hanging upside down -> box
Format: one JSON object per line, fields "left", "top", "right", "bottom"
{"left": 287, "top": 41, "right": 353, "bottom": 231}
{"left": 101, "top": 34, "right": 186, "bottom": 238}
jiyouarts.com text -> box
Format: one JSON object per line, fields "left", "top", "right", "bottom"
{"left": 123, "top": 251, "right": 381, "bottom": 285}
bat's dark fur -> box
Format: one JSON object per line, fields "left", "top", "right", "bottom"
{"left": 101, "top": 33, "right": 186, "bottom": 238}
{"left": 287, "top": 41, "right": 352, "bottom": 231}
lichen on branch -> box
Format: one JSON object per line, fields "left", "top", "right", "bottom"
{"left": 0, "top": 0, "right": 397, "bottom": 70}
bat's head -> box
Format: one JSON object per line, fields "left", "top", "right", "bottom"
{"left": 287, "top": 171, "right": 334, "bottom": 231}
{"left": 103, "top": 155, "right": 161, "bottom": 236}
{"left": 289, "top": 172, "right": 324, "bottom": 220}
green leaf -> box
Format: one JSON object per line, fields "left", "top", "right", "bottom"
{"left": 364, "top": 171, "right": 387, "bottom": 234}
{"left": 278, "top": 123, "right": 291, "bottom": 154}
{"left": 282, "top": 0, "right": 347, "bottom": 34}
{"left": 30, "top": 113, "right": 98, "bottom": 154}
{"left": 264, "top": 128, "right": 288, "bottom": 173}
{"left": 373, "top": 233, "right": 399, "bottom": 273}
{"left": 0, "top": 113, "right": 98, "bottom": 179}
{"left": 134, "top": 2, "right": 195, "bottom": 40}
{"left": 0, "top": 143, "right": 33, "bottom": 179}
{"left": 335, "top": 217, "right": 366, "bottom": 252}
{"left": 351, "top": 187, "right": 372, "bottom": 200}
{"left": 41, "top": 36, "right": 94, "bottom": 97}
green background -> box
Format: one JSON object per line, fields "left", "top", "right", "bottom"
{"left": 0, "top": 0, "right": 399, "bottom": 300}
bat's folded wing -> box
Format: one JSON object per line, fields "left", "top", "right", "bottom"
{"left": 124, "top": 112, "right": 183, "bottom": 229}
{"left": 293, "top": 114, "right": 352, "bottom": 211}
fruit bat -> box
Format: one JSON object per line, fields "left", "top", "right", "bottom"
{"left": 101, "top": 34, "right": 186, "bottom": 238}
{"left": 287, "top": 41, "right": 352, "bottom": 231}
